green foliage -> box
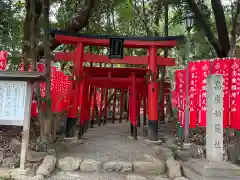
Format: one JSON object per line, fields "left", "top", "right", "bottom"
{"left": 0, "top": 0, "right": 235, "bottom": 80}
{"left": 0, "top": 0, "right": 25, "bottom": 67}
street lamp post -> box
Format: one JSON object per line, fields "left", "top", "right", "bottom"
{"left": 183, "top": 12, "right": 194, "bottom": 144}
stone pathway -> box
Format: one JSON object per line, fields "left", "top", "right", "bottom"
{"left": 45, "top": 171, "right": 164, "bottom": 180}
{"left": 55, "top": 122, "right": 157, "bottom": 162}
{"left": 7, "top": 120, "right": 189, "bottom": 180}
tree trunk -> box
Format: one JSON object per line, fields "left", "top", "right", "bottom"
{"left": 186, "top": 0, "right": 225, "bottom": 57}
{"left": 229, "top": 3, "right": 240, "bottom": 57}
{"left": 30, "top": 0, "right": 36, "bottom": 71}
{"left": 43, "top": 0, "right": 53, "bottom": 142}
{"left": 22, "top": 0, "right": 42, "bottom": 70}
{"left": 211, "top": 0, "right": 230, "bottom": 56}
{"left": 23, "top": 0, "right": 31, "bottom": 70}
{"left": 159, "top": 67, "right": 166, "bottom": 122}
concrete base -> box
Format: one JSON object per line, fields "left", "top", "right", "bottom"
{"left": 0, "top": 167, "right": 32, "bottom": 178}
{"left": 182, "top": 158, "right": 240, "bottom": 180}
{"left": 128, "top": 136, "right": 137, "bottom": 140}
{"left": 144, "top": 139, "right": 162, "bottom": 145}
{"left": 175, "top": 149, "right": 193, "bottom": 161}
{"left": 183, "top": 142, "right": 191, "bottom": 149}
{"left": 64, "top": 137, "right": 84, "bottom": 144}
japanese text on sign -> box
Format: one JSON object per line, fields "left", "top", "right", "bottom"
{"left": 0, "top": 81, "right": 27, "bottom": 122}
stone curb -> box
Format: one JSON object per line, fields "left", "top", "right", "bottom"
{"left": 27, "top": 142, "right": 186, "bottom": 180}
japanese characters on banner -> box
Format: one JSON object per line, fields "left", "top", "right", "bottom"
{"left": 16, "top": 62, "right": 73, "bottom": 115}
{"left": 229, "top": 60, "right": 240, "bottom": 130}
{"left": 197, "top": 60, "right": 210, "bottom": 127}
{"left": 96, "top": 90, "right": 102, "bottom": 112}
{"left": 188, "top": 62, "right": 198, "bottom": 128}
{"left": 175, "top": 58, "right": 240, "bottom": 130}
{"left": 175, "top": 69, "right": 186, "bottom": 127}
{"left": 0, "top": 51, "right": 8, "bottom": 71}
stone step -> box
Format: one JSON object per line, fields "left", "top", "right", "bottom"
{"left": 182, "top": 160, "right": 240, "bottom": 180}
{"left": 45, "top": 171, "right": 164, "bottom": 180}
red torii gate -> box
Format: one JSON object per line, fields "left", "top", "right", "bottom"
{"left": 59, "top": 67, "right": 170, "bottom": 139}
{"left": 52, "top": 29, "right": 183, "bottom": 141}
{"left": 77, "top": 69, "right": 149, "bottom": 139}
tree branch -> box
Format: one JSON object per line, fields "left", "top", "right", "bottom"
{"left": 129, "top": 0, "right": 151, "bottom": 35}
{"left": 211, "top": 0, "right": 230, "bottom": 57}
{"left": 229, "top": 3, "right": 240, "bottom": 56}
{"left": 185, "top": 0, "right": 223, "bottom": 57}
{"left": 37, "top": 0, "right": 95, "bottom": 58}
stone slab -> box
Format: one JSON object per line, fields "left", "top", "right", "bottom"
{"left": 103, "top": 161, "right": 132, "bottom": 172}
{"left": 188, "top": 158, "right": 240, "bottom": 177}
{"left": 182, "top": 143, "right": 191, "bottom": 149}
{"left": 182, "top": 164, "right": 239, "bottom": 180}
{"left": 175, "top": 150, "right": 193, "bottom": 161}
{"left": 132, "top": 161, "right": 166, "bottom": 174}
{"left": 144, "top": 140, "right": 162, "bottom": 145}
{"left": 0, "top": 167, "right": 34, "bottom": 179}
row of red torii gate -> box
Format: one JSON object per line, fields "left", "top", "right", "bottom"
{"left": 39, "top": 30, "right": 183, "bottom": 141}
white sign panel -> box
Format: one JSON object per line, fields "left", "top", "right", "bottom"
{"left": 0, "top": 81, "right": 27, "bottom": 125}
{"left": 206, "top": 75, "right": 223, "bottom": 162}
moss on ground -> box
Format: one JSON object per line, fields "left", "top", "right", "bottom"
{"left": 0, "top": 177, "right": 14, "bottom": 180}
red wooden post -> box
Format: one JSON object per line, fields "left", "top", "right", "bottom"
{"left": 136, "top": 89, "right": 141, "bottom": 127}
{"left": 132, "top": 73, "right": 137, "bottom": 139}
{"left": 78, "top": 82, "right": 89, "bottom": 137}
{"left": 159, "top": 81, "right": 165, "bottom": 124}
{"left": 90, "top": 86, "right": 96, "bottom": 128}
{"left": 84, "top": 84, "right": 93, "bottom": 132}
{"left": 143, "top": 96, "right": 147, "bottom": 127}
{"left": 119, "top": 88, "right": 124, "bottom": 123}
{"left": 66, "top": 43, "right": 84, "bottom": 138}
{"left": 129, "top": 87, "right": 133, "bottom": 136}
{"left": 112, "top": 89, "right": 117, "bottom": 124}
{"left": 104, "top": 88, "right": 108, "bottom": 125}
{"left": 99, "top": 88, "right": 104, "bottom": 125}
{"left": 78, "top": 83, "right": 84, "bottom": 108}
{"left": 147, "top": 46, "right": 159, "bottom": 141}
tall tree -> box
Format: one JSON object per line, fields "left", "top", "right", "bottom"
{"left": 22, "top": 0, "right": 42, "bottom": 70}
{"left": 186, "top": 0, "right": 240, "bottom": 57}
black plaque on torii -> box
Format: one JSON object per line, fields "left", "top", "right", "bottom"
{"left": 109, "top": 37, "right": 124, "bottom": 59}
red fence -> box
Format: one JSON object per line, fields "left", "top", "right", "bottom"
{"left": 174, "top": 58, "right": 240, "bottom": 130}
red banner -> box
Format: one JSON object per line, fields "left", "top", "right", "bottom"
{"left": 171, "top": 90, "right": 177, "bottom": 108}
{"left": 175, "top": 58, "right": 240, "bottom": 129}
{"left": 229, "top": 59, "right": 240, "bottom": 129}
{"left": 175, "top": 69, "right": 186, "bottom": 127}
{"left": 197, "top": 60, "right": 210, "bottom": 127}
{"left": 96, "top": 90, "right": 102, "bottom": 113}
{"left": 188, "top": 62, "right": 198, "bottom": 128}
{"left": 0, "top": 51, "right": 8, "bottom": 71}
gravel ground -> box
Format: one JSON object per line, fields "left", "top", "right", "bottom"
{"left": 0, "top": 118, "right": 39, "bottom": 158}
{"left": 187, "top": 127, "right": 238, "bottom": 146}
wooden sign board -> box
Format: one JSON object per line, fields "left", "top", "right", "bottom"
{"left": 0, "top": 81, "right": 29, "bottom": 125}
{"left": 0, "top": 80, "right": 32, "bottom": 170}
